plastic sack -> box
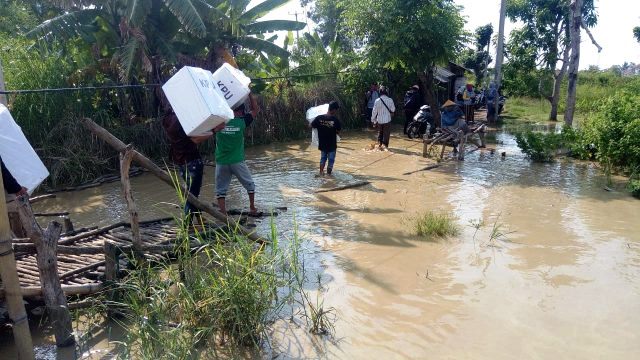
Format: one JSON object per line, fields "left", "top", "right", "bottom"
{"left": 306, "top": 104, "right": 340, "bottom": 145}
{"left": 306, "top": 104, "right": 330, "bottom": 123}
{"left": 0, "top": 105, "right": 49, "bottom": 194}
{"left": 211, "top": 63, "right": 252, "bottom": 109}
{"left": 162, "top": 66, "right": 234, "bottom": 136}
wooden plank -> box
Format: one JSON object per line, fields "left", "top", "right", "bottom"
{"left": 59, "top": 262, "right": 104, "bottom": 281}
{"left": 59, "top": 222, "right": 127, "bottom": 246}
{"left": 315, "top": 181, "right": 371, "bottom": 194}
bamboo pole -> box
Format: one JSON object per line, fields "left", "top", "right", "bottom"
{"left": 81, "top": 118, "right": 264, "bottom": 243}
{"left": 0, "top": 57, "right": 7, "bottom": 106}
{"left": 0, "top": 177, "right": 34, "bottom": 359}
{"left": 16, "top": 196, "right": 74, "bottom": 347}
{"left": 0, "top": 283, "right": 104, "bottom": 298}
{"left": 119, "top": 147, "right": 142, "bottom": 251}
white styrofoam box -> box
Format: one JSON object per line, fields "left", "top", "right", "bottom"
{"left": 0, "top": 105, "right": 49, "bottom": 194}
{"left": 306, "top": 104, "right": 329, "bottom": 123}
{"left": 211, "top": 63, "right": 252, "bottom": 109}
{"left": 162, "top": 66, "right": 234, "bottom": 136}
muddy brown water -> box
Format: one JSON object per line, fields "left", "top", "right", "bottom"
{"left": 1, "top": 126, "right": 639, "bottom": 359}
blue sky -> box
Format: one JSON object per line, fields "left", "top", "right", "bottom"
{"left": 252, "top": 0, "right": 640, "bottom": 69}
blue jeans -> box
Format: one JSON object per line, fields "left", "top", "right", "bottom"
{"left": 320, "top": 151, "right": 336, "bottom": 172}
{"left": 215, "top": 162, "right": 255, "bottom": 199}
{"left": 179, "top": 159, "right": 204, "bottom": 217}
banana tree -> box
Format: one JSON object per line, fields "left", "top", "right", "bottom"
{"left": 27, "top": 0, "right": 210, "bottom": 82}
{"left": 194, "top": 0, "right": 306, "bottom": 67}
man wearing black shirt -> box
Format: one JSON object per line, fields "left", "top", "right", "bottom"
{"left": 162, "top": 107, "right": 212, "bottom": 218}
{"left": 311, "top": 101, "right": 342, "bottom": 176}
{"left": 1, "top": 156, "right": 27, "bottom": 196}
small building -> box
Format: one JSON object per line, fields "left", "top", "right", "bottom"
{"left": 433, "top": 62, "right": 470, "bottom": 105}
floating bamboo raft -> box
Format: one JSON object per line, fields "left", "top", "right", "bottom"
{"left": 0, "top": 218, "right": 181, "bottom": 298}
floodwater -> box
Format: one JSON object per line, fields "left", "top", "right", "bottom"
{"left": 1, "top": 125, "right": 639, "bottom": 359}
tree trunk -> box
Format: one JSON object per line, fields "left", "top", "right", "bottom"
{"left": 564, "top": 0, "right": 582, "bottom": 127}
{"left": 16, "top": 196, "right": 75, "bottom": 347}
{"left": 549, "top": 46, "right": 569, "bottom": 121}
{"left": 418, "top": 68, "right": 441, "bottom": 128}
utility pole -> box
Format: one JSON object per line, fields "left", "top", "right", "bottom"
{"left": 492, "top": 0, "right": 507, "bottom": 123}
{"left": 0, "top": 57, "right": 7, "bottom": 106}
{"left": 288, "top": 10, "right": 301, "bottom": 40}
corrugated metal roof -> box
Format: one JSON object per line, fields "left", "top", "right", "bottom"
{"left": 434, "top": 66, "right": 455, "bottom": 82}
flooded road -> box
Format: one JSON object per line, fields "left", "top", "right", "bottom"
{"left": 3, "top": 125, "right": 639, "bottom": 359}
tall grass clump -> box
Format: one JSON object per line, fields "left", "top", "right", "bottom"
{"left": 110, "top": 180, "right": 336, "bottom": 357}
{"left": 113, "top": 222, "right": 300, "bottom": 357}
{"left": 413, "top": 211, "right": 459, "bottom": 239}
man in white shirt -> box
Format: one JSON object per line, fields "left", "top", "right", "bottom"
{"left": 371, "top": 86, "right": 396, "bottom": 148}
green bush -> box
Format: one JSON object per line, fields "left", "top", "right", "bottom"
{"left": 629, "top": 179, "right": 640, "bottom": 199}
{"left": 581, "top": 91, "right": 640, "bottom": 171}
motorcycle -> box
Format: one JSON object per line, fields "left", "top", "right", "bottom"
{"left": 406, "top": 105, "right": 435, "bottom": 139}
{"left": 486, "top": 95, "right": 507, "bottom": 115}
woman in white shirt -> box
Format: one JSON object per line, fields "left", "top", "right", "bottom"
{"left": 371, "top": 86, "right": 396, "bottom": 148}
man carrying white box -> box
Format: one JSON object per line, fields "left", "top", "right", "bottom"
{"left": 212, "top": 93, "right": 260, "bottom": 215}
{"left": 2, "top": 157, "right": 28, "bottom": 197}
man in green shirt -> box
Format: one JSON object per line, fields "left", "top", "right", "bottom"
{"left": 213, "top": 93, "right": 259, "bottom": 215}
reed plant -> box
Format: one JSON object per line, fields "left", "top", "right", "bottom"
{"left": 108, "top": 179, "right": 336, "bottom": 357}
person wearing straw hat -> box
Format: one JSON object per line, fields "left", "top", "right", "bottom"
{"left": 441, "top": 100, "right": 468, "bottom": 160}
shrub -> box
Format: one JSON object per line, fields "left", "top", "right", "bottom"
{"left": 414, "top": 211, "right": 459, "bottom": 239}
{"left": 629, "top": 179, "right": 640, "bottom": 199}
{"left": 581, "top": 91, "right": 640, "bottom": 171}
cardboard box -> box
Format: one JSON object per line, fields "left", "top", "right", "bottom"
{"left": 211, "top": 63, "right": 252, "bottom": 109}
{"left": 162, "top": 66, "right": 234, "bottom": 136}
{"left": 0, "top": 105, "right": 50, "bottom": 194}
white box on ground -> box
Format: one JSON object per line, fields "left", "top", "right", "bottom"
{"left": 0, "top": 105, "right": 49, "bottom": 194}
{"left": 162, "top": 66, "right": 234, "bottom": 136}
{"left": 305, "top": 104, "right": 340, "bottom": 146}
{"left": 211, "top": 63, "right": 252, "bottom": 109}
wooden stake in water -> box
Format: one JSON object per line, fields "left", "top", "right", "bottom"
{"left": 0, "top": 173, "right": 35, "bottom": 359}
{"left": 120, "top": 146, "right": 142, "bottom": 252}
{"left": 16, "top": 196, "right": 74, "bottom": 347}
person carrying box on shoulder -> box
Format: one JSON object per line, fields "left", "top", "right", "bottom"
{"left": 1, "top": 157, "right": 28, "bottom": 197}
{"left": 161, "top": 105, "right": 212, "bottom": 222}
{"left": 311, "top": 101, "right": 341, "bottom": 177}
{"left": 213, "top": 93, "right": 260, "bottom": 215}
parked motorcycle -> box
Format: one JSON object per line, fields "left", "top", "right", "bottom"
{"left": 406, "top": 105, "right": 435, "bottom": 139}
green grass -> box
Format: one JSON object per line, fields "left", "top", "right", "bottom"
{"left": 414, "top": 211, "right": 459, "bottom": 239}
{"left": 501, "top": 97, "right": 553, "bottom": 124}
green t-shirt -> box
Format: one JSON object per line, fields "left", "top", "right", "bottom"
{"left": 215, "top": 117, "right": 247, "bottom": 165}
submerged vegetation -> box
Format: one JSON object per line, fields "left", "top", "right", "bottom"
{"left": 413, "top": 211, "right": 459, "bottom": 239}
